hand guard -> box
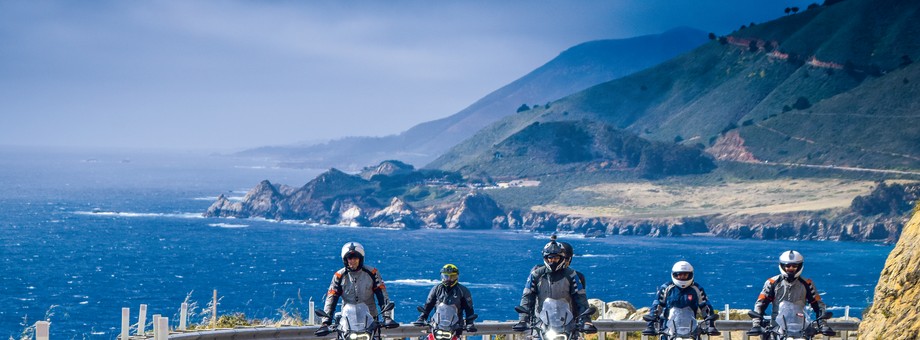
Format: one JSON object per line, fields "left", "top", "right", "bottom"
{"left": 581, "top": 322, "right": 597, "bottom": 334}
{"left": 464, "top": 323, "right": 477, "bottom": 333}
{"left": 512, "top": 321, "right": 528, "bottom": 332}
{"left": 383, "top": 317, "right": 399, "bottom": 329}
{"left": 314, "top": 325, "right": 331, "bottom": 337}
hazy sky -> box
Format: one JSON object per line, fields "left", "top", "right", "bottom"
{"left": 0, "top": 0, "right": 814, "bottom": 151}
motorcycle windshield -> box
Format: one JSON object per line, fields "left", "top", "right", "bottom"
{"left": 775, "top": 301, "right": 808, "bottom": 336}
{"left": 665, "top": 307, "right": 697, "bottom": 337}
{"left": 538, "top": 298, "right": 575, "bottom": 333}
{"left": 433, "top": 303, "right": 460, "bottom": 331}
{"left": 341, "top": 303, "right": 374, "bottom": 333}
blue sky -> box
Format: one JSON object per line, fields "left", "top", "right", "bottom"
{"left": 0, "top": 0, "right": 814, "bottom": 151}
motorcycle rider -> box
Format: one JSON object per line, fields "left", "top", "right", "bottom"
{"left": 512, "top": 235, "right": 597, "bottom": 335}
{"left": 412, "top": 264, "right": 477, "bottom": 333}
{"left": 315, "top": 242, "right": 399, "bottom": 336}
{"left": 747, "top": 250, "right": 834, "bottom": 337}
{"left": 642, "top": 261, "right": 720, "bottom": 337}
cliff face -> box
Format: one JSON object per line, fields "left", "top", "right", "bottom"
{"left": 859, "top": 206, "right": 920, "bottom": 339}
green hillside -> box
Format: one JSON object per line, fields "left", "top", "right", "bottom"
{"left": 430, "top": 0, "right": 920, "bottom": 173}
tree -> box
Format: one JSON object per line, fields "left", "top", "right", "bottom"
{"left": 807, "top": 3, "right": 820, "bottom": 10}
{"left": 792, "top": 96, "right": 811, "bottom": 110}
{"left": 749, "top": 40, "right": 759, "bottom": 52}
{"left": 785, "top": 7, "right": 792, "bottom": 14}
{"left": 516, "top": 104, "right": 530, "bottom": 113}
{"left": 791, "top": 6, "right": 800, "bottom": 13}
{"left": 708, "top": 32, "right": 716, "bottom": 40}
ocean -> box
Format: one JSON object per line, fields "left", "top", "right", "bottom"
{"left": 0, "top": 147, "right": 892, "bottom": 339}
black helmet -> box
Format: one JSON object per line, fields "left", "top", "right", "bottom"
{"left": 542, "top": 235, "right": 567, "bottom": 272}
{"left": 559, "top": 241, "right": 574, "bottom": 268}
{"left": 440, "top": 264, "right": 459, "bottom": 287}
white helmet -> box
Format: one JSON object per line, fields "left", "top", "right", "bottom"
{"left": 341, "top": 242, "right": 365, "bottom": 269}
{"left": 671, "top": 261, "right": 694, "bottom": 288}
{"left": 778, "top": 250, "right": 804, "bottom": 281}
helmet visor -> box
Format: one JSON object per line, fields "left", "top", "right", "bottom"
{"left": 441, "top": 273, "right": 458, "bottom": 284}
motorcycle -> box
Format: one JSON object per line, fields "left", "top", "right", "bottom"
{"left": 314, "top": 302, "right": 395, "bottom": 340}
{"left": 415, "top": 303, "right": 478, "bottom": 340}
{"left": 748, "top": 302, "right": 834, "bottom": 340}
{"left": 642, "top": 307, "right": 720, "bottom": 340}
{"left": 514, "top": 298, "right": 597, "bottom": 340}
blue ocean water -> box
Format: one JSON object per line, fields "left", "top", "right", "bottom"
{"left": 0, "top": 147, "right": 893, "bottom": 339}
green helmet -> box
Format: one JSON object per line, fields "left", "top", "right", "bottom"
{"left": 441, "top": 264, "right": 459, "bottom": 287}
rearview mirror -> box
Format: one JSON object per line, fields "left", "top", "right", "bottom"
{"left": 315, "top": 309, "right": 330, "bottom": 319}
{"left": 381, "top": 302, "right": 395, "bottom": 313}
{"left": 748, "top": 311, "right": 762, "bottom": 319}
{"left": 579, "top": 306, "right": 597, "bottom": 318}
{"left": 417, "top": 306, "right": 425, "bottom": 313}
{"left": 818, "top": 312, "right": 833, "bottom": 320}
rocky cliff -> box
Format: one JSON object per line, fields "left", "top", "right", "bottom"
{"left": 858, "top": 205, "right": 920, "bottom": 339}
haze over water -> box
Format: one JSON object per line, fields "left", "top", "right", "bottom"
{"left": 0, "top": 147, "right": 891, "bottom": 339}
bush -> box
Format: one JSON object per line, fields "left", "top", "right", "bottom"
{"left": 792, "top": 97, "right": 811, "bottom": 110}
{"left": 516, "top": 104, "right": 530, "bottom": 113}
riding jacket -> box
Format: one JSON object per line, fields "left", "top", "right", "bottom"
{"left": 322, "top": 265, "right": 392, "bottom": 324}
{"left": 753, "top": 274, "right": 827, "bottom": 320}
{"left": 649, "top": 282, "right": 716, "bottom": 320}
{"left": 419, "top": 283, "right": 476, "bottom": 322}
{"left": 518, "top": 265, "right": 590, "bottom": 322}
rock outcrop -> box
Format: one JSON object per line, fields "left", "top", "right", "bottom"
{"left": 858, "top": 205, "right": 920, "bottom": 339}
{"left": 370, "top": 197, "right": 422, "bottom": 229}
{"left": 445, "top": 193, "right": 505, "bottom": 229}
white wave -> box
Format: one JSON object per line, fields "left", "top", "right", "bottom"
{"left": 75, "top": 211, "right": 203, "bottom": 219}
{"left": 578, "top": 254, "right": 617, "bottom": 258}
{"left": 388, "top": 279, "right": 512, "bottom": 290}
{"left": 389, "top": 279, "right": 440, "bottom": 286}
{"left": 194, "top": 196, "right": 245, "bottom": 201}
{"left": 209, "top": 223, "right": 249, "bottom": 229}
{"left": 842, "top": 284, "right": 862, "bottom": 288}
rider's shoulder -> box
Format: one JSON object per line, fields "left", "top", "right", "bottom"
{"left": 530, "top": 264, "right": 546, "bottom": 274}
{"left": 334, "top": 268, "right": 348, "bottom": 277}
{"left": 765, "top": 274, "right": 783, "bottom": 284}
{"left": 360, "top": 265, "right": 379, "bottom": 273}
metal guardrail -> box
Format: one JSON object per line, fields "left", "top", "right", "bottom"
{"left": 164, "top": 320, "right": 861, "bottom": 340}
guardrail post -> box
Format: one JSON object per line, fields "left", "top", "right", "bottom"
{"left": 309, "top": 299, "right": 315, "bottom": 325}
{"left": 619, "top": 331, "right": 626, "bottom": 340}
{"left": 179, "top": 302, "right": 188, "bottom": 331}
{"left": 138, "top": 304, "right": 148, "bottom": 335}
{"left": 153, "top": 314, "right": 161, "bottom": 339}
{"left": 156, "top": 317, "right": 169, "bottom": 340}
{"left": 724, "top": 304, "right": 730, "bottom": 320}
{"left": 34, "top": 321, "right": 50, "bottom": 340}
{"left": 121, "top": 308, "right": 130, "bottom": 340}
{"left": 641, "top": 334, "right": 648, "bottom": 340}
{"left": 741, "top": 331, "right": 749, "bottom": 340}
{"left": 211, "top": 290, "right": 218, "bottom": 329}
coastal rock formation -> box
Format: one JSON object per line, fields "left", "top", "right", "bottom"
{"left": 369, "top": 197, "right": 422, "bottom": 229}
{"left": 858, "top": 206, "right": 920, "bottom": 338}
{"left": 445, "top": 193, "right": 505, "bottom": 229}
{"left": 359, "top": 160, "right": 415, "bottom": 180}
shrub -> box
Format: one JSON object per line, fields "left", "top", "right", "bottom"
{"left": 792, "top": 97, "right": 811, "bottom": 110}
{"left": 516, "top": 104, "right": 530, "bottom": 113}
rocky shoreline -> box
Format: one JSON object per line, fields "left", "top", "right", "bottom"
{"left": 205, "top": 183, "right": 909, "bottom": 243}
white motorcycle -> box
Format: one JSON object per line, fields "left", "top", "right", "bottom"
{"left": 748, "top": 302, "right": 834, "bottom": 340}
{"left": 515, "top": 298, "right": 597, "bottom": 340}
{"left": 315, "top": 302, "right": 395, "bottom": 340}
{"left": 643, "top": 306, "right": 720, "bottom": 340}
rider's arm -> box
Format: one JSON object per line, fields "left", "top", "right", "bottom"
{"left": 370, "top": 268, "right": 392, "bottom": 317}
{"left": 567, "top": 270, "right": 590, "bottom": 317}
{"left": 518, "top": 267, "right": 540, "bottom": 320}
{"left": 420, "top": 285, "right": 439, "bottom": 319}
{"left": 323, "top": 270, "right": 345, "bottom": 323}
{"left": 460, "top": 285, "right": 475, "bottom": 321}
{"left": 802, "top": 279, "right": 828, "bottom": 317}
{"left": 693, "top": 283, "right": 716, "bottom": 318}
{"left": 649, "top": 284, "right": 668, "bottom": 317}
{"left": 753, "top": 277, "right": 777, "bottom": 316}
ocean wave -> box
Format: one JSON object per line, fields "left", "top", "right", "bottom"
{"left": 193, "top": 196, "right": 245, "bottom": 201}
{"left": 74, "top": 211, "right": 203, "bottom": 219}
{"left": 388, "top": 279, "right": 512, "bottom": 290}
{"left": 578, "top": 254, "right": 617, "bottom": 258}
{"left": 209, "top": 223, "right": 249, "bottom": 229}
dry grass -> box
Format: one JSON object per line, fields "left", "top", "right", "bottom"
{"left": 532, "top": 179, "right": 878, "bottom": 218}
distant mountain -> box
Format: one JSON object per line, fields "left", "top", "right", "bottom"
{"left": 236, "top": 27, "right": 709, "bottom": 169}
{"left": 431, "top": 0, "right": 920, "bottom": 173}
{"left": 454, "top": 120, "right": 715, "bottom": 179}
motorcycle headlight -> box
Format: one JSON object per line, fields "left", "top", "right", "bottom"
{"left": 348, "top": 333, "right": 370, "bottom": 340}
{"left": 434, "top": 330, "right": 453, "bottom": 340}
{"left": 544, "top": 330, "right": 567, "bottom": 340}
